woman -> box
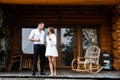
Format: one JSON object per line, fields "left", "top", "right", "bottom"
{"left": 45, "top": 27, "right": 58, "bottom": 76}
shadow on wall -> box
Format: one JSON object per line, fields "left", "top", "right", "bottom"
{"left": 0, "top": 6, "right": 13, "bottom": 71}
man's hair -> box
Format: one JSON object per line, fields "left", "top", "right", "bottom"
{"left": 38, "top": 21, "right": 44, "bottom": 25}
{"left": 37, "top": 21, "right": 45, "bottom": 30}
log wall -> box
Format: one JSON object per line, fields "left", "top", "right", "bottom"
{"left": 100, "top": 24, "right": 112, "bottom": 52}
{"left": 112, "top": 5, "right": 120, "bottom": 71}
{"left": 11, "top": 19, "right": 112, "bottom": 54}
{"left": 11, "top": 25, "right": 20, "bottom": 51}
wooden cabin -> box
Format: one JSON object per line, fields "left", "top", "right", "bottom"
{"left": 0, "top": 0, "right": 120, "bottom": 71}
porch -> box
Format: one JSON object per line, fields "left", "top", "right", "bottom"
{"left": 0, "top": 69, "right": 120, "bottom": 79}
{"left": 0, "top": 1, "right": 120, "bottom": 79}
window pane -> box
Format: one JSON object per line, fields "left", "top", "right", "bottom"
{"left": 61, "top": 28, "right": 74, "bottom": 66}
{"left": 82, "top": 28, "right": 98, "bottom": 56}
{"left": 22, "top": 28, "right": 34, "bottom": 54}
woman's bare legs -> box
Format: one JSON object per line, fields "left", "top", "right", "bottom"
{"left": 48, "top": 56, "right": 54, "bottom": 76}
{"left": 52, "top": 57, "right": 56, "bottom": 76}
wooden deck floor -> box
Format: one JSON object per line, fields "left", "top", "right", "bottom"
{"left": 0, "top": 69, "right": 120, "bottom": 79}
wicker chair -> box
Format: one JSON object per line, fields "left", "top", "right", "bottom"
{"left": 71, "top": 46, "right": 103, "bottom": 74}
{"left": 8, "top": 50, "right": 22, "bottom": 71}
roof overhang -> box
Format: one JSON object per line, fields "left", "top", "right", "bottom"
{"left": 0, "top": 0, "right": 120, "bottom": 5}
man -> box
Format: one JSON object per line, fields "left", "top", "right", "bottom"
{"left": 28, "top": 22, "right": 46, "bottom": 76}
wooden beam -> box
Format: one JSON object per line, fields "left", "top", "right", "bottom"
{"left": 15, "top": 15, "right": 108, "bottom": 19}
{"left": 15, "top": 18, "right": 110, "bottom": 25}
{"left": 102, "top": 6, "right": 113, "bottom": 14}
{"left": 1, "top": 0, "right": 120, "bottom": 5}
{"left": 35, "top": 5, "right": 39, "bottom": 13}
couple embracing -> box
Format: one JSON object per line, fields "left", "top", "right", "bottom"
{"left": 28, "top": 22, "right": 58, "bottom": 76}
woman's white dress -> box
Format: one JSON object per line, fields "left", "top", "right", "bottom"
{"left": 45, "top": 34, "right": 58, "bottom": 57}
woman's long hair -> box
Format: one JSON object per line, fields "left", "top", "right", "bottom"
{"left": 48, "top": 27, "right": 55, "bottom": 35}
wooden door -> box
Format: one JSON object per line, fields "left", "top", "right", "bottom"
{"left": 56, "top": 26, "right": 76, "bottom": 68}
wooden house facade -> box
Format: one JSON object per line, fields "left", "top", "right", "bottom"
{"left": 0, "top": 0, "right": 120, "bottom": 71}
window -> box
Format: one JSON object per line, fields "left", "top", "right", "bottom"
{"left": 61, "top": 28, "right": 74, "bottom": 66}
{"left": 21, "top": 28, "right": 57, "bottom": 54}
{"left": 22, "top": 28, "right": 34, "bottom": 54}
{"left": 81, "top": 27, "right": 98, "bottom": 56}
